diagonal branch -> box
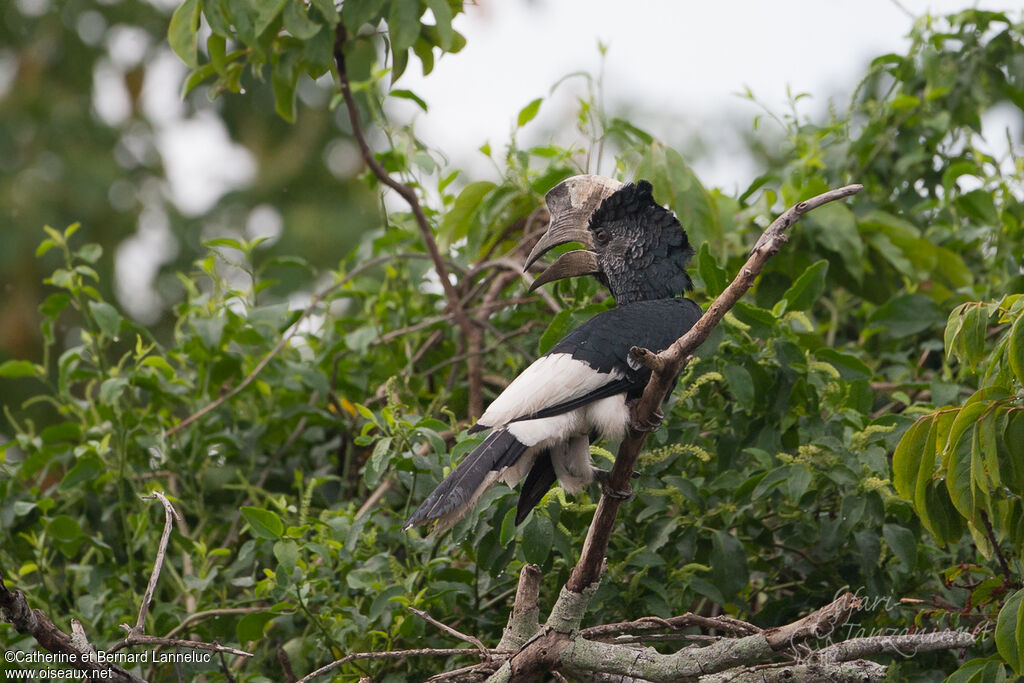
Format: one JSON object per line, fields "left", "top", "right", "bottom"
{"left": 333, "top": 25, "right": 483, "bottom": 417}
{"left": 567, "top": 184, "right": 863, "bottom": 593}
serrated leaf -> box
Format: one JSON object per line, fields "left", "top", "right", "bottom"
{"left": 517, "top": 97, "right": 542, "bottom": 127}
{"left": 781, "top": 259, "right": 828, "bottom": 312}
{"left": 168, "top": 0, "right": 201, "bottom": 68}
{"left": 241, "top": 506, "right": 284, "bottom": 539}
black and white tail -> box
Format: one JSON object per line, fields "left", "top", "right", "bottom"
{"left": 404, "top": 429, "right": 528, "bottom": 532}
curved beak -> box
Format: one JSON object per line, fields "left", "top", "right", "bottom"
{"left": 524, "top": 175, "right": 622, "bottom": 287}
{"left": 528, "top": 250, "right": 600, "bottom": 291}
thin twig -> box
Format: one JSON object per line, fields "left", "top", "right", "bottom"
{"left": 408, "top": 606, "right": 490, "bottom": 659}
{"left": 132, "top": 491, "right": 181, "bottom": 636}
{"left": 116, "top": 634, "right": 253, "bottom": 658}
{"left": 296, "top": 647, "right": 509, "bottom": 683}
{"left": 334, "top": 24, "right": 481, "bottom": 416}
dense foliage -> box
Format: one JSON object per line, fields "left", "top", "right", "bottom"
{"left": 1, "top": 3, "right": 1023, "bottom": 681}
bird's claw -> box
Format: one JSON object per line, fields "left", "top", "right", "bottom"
{"left": 592, "top": 468, "right": 633, "bottom": 501}
{"left": 630, "top": 403, "right": 664, "bottom": 433}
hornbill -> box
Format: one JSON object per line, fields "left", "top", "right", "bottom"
{"left": 404, "top": 177, "right": 701, "bottom": 533}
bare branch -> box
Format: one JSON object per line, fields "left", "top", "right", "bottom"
{"left": 409, "top": 606, "right": 491, "bottom": 658}
{"left": 333, "top": 25, "right": 482, "bottom": 416}
{"left": 296, "top": 647, "right": 508, "bottom": 683}
{"left": 131, "top": 491, "right": 181, "bottom": 637}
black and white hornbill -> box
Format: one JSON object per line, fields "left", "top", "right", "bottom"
{"left": 404, "top": 177, "right": 702, "bottom": 533}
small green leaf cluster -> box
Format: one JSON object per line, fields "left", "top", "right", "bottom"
{"left": 171, "top": 0, "right": 467, "bottom": 121}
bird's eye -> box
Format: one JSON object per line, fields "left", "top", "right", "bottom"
{"left": 594, "top": 228, "right": 609, "bottom": 244}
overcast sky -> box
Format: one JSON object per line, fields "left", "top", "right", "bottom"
{"left": 396, "top": 0, "right": 1019, "bottom": 191}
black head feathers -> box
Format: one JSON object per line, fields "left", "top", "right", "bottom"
{"left": 585, "top": 181, "right": 694, "bottom": 304}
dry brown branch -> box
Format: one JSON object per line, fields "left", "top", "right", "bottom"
{"left": 333, "top": 25, "right": 482, "bottom": 416}
{"left": 115, "top": 634, "right": 253, "bottom": 659}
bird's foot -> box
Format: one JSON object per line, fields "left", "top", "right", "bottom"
{"left": 629, "top": 401, "right": 664, "bottom": 433}
{"left": 592, "top": 467, "right": 633, "bottom": 501}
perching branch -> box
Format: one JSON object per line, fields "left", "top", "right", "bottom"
{"left": 488, "top": 185, "right": 864, "bottom": 683}
{"left": 333, "top": 25, "right": 484, "bottom": 418}
{"left": 567, "top": 183, "right": 863, "bottom": 594}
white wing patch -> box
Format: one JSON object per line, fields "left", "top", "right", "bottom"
{"left": 478, "top": 353, "right": 625, "bottom": 429}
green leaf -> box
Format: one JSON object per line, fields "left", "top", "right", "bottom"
{"left": 882, "top": 523, "right": 916, "bottom": 568}
{"left": 438, "top": 181, "right": 495, "bottom": 247}
{"left": 697, "top": 243, "right": 728, "bottom": 298}
{"left": 60, "top": 456, "right": 103, "bottom": 490}
{"left": 814, "top": 349, "right": 872, "bottom": 381}
{"left": 254, "top": 0, "right": 289, "bottom": 36}
{"left": 168, "top": 0, "right": 201, "bottom": 68}
{"left": 272, "top": 50, "right": 300, "bottom": 122}
{"left": 98, "top": 377, "right": 129, "bottom": 404}
{"left": 390, "top": 88, "right": 428, "bottom": 112}
{"left": 722, "top": 363, "right": 754, "bottom": 412}
{"left": 35, "top": 239, "right": 57, "bottom": 257}
{"left": 893, "top": 416, "right": 931, "bottom": 500}
{"left": 710, "top": 530, "right": 748, "bottom": 600}
{"left": 283, "top": 0, "right": 321, "bottom": 39}
{"left": 309, "top": 0, "right": 339, "bottom": 25}
{"left": 88, "top": 301, "right": 123, "bottom": 338}
{"left": 522, "top": 513, "right": 552, "bottom": 565}
{"left": 389, "top": 0, "right": 422, "bottom": 53}
{"left": 343, "top": 0, "right": 386, "bottom": 30}
{"left": 236, "top": 612, "right": 274, "bottom": 643}
{"left": 0, "top": 360, "right": 42, "bottom": 379}
{"left": 806, "top": 203, "right": 863, "bottom": 281}
{"left": 868, "top": 293, "right": 943, "bottom": 338}
{"left": 48, "top": 515, "right": 83, "bottom": 542}
{"left": 241, "top": 506, "right": 284, "bottom": 539}
{"left": 78, "top": 243, "right": 103, "bottom": 264}
{"left": 517, "top": 98, "right": 542, "bottom": 127}
{"left": 1008, "top": 313, "right": 1024, "bottom": 386}
{"left": 781, "top": 259, "right": 828, "bottom": 312}
{"left": 425, "top": 0, "right": 454, "bottom": 49}
{"left": 273, "top": 539, "right": 299, "bottom": 574}
{"left": 995, "top": 588, "right": 1024, "bottom": 673}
